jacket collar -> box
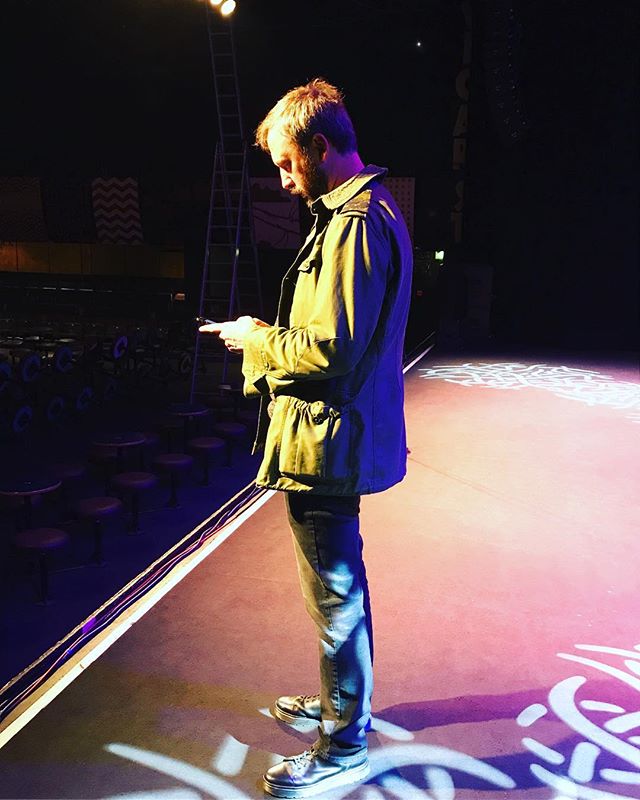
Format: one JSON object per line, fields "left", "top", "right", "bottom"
{"left": 311, "top": 164, "right": 388, "bottom": 214}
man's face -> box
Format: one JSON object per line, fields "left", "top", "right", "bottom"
{"left": 267, "top": 126, "right": 328, "bottom": 204}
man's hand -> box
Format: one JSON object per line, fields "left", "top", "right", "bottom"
{"left": 199, "top": 315, "right": 270, "bottom": 353}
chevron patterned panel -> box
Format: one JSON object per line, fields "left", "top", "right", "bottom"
{"left": 91, "top": 177, "right": 144, "bottom": 245}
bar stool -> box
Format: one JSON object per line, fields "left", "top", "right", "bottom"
{"left": 73, "top": 496, "right": 123, "bottom": 565}
{"left": 14, "top": 527, "right": 70, "bottom": 604}
{"left": 153, "top": 453, "right": 193, "bottom": 508}
{"left": 211, "top": 421, "right": 248, "bottom": 466}
{"left": 111, "top": 471, "right": 158, "bottom": 532}
{"left": 187, "top": 436, "right": 225, "bottom": 486}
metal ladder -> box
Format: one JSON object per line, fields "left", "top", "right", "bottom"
{"left": 190, "top": 6, "right": 263, "bottom": 401}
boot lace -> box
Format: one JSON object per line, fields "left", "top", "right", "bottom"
{"left": 289, "top": 743, "right": 321, "bottom": 775}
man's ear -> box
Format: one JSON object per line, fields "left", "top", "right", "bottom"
{"left": 311, "top": 133, "right": 329, "bottom": 162}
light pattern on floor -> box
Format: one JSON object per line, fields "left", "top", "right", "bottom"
{"left": 101, "top": 642, "right": 640, "bottom": 799}
{"left": 419, "top": 363, "right": 640, "bottom": 423}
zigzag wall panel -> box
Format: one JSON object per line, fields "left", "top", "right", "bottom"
{"left": 92, "top": 177, "right": 144, "bottom": 245}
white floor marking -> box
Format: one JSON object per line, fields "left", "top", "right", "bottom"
{"left": 211, "top": 734, "right": 249, "bottom": 776}
{"left": 567, "top": 741, "right": 600, "bottom": 783}
{"left": 424, "top": 765, "right": 455, "bottom": 800}
{"left": 370, "top": 716, "right": 415, "bottom": 741}
{"left": 517, "top": 703, "right": 548, "bottom": 727}
{"left": 379, "top": 773, "right": 431, "bottom": 798}
{"left": 106, "top": 742, "right": 253, "bottom": 799}
{"left": 581, "top": 701, "right": 625, "bottom": 714}
{"left": 522, "top": 736, "right": 565, "bottom": 765}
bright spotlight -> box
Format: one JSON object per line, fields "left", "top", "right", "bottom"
{"left": 220, "top": 0, "right": 236, "bottom": 14}
{"left": 209, "top": 0, "right": 223, "bottom": 6}
{"left": 435, "top": 250, "right": 445, "bottom": 261}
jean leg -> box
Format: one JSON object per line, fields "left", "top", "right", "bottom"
{"left": 285, "top": 492, "right": 373, "bottom": 762}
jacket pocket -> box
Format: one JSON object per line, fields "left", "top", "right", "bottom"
{"left": 277, "top": 397, "right": 352, "bottom": 483}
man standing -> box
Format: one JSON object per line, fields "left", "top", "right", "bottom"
{"left": 200, "top": 78, "right": 412, "bottom": 798}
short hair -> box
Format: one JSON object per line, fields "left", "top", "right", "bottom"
{"left": 255, "top": 78, "right": 358, "bottom": 155}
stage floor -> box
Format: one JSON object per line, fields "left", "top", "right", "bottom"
{"left": 1, "top": 350, "right": 639, "bottom": 799}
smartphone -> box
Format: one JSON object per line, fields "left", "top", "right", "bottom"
{"left": 195, "top": 316, "right": 220, "bottom": 326}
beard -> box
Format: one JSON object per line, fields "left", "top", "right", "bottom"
{"left": 293, "top": 148, "right": 329, "bottom": 205}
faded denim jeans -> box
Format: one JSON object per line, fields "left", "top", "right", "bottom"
{"left": 285, "top": 491, "right": 373, "bottom": 764}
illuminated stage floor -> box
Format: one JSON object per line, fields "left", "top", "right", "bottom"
{"left": 1, "top": 350, "right": 639, "bottom": 799}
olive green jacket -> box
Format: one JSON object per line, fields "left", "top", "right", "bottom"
{"left": 242, "top": 164, "right": 412, "bottom": 494}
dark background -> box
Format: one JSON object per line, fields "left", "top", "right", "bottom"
{"left": 1, "top": 0, "right": 638, "bottom": 351}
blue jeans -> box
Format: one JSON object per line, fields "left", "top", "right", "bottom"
{"left": 285, "top": 492, "right": 373, "bottom": 764}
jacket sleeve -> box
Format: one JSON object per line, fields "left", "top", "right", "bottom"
{"left": 242, "top": 211, "right": 390, "bottom": 395}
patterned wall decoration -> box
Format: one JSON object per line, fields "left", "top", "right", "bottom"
{"left": 384, "top": 177, "right": 415, "bottom": 242}
{"left": 91, "top": 177, "right": 144, "bottom": 245}
{"left": 0, "top": 178, "right": 47, "bottom": 241}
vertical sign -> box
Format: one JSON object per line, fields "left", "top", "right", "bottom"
{"left": 451, "top": 1, "right": 472, "bottom": 245}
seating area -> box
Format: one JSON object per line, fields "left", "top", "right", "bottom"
{"left": 0, "top": 313, "right": 260, "bottom": 688}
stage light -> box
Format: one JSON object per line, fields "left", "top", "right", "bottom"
{"left": 209, "top": 0, "right": 223, "bottom": 6}
{"left": 435, "top": 250, "right": 445, "bottom": 261}
{"left": 220, "top": 0, "right": 236, "bottom": 15}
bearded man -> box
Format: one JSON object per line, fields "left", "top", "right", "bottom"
{"left": 200, "top": 78, "right": 412, "bottom": 798}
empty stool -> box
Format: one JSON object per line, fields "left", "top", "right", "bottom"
{"left": 73, "top": 496, "right": 123, "bottom": 565}
{"left": 153, "top": 453, "right": 193, "bottom": 508}
{"left": 211, "top": 421, "right": 248, "bottom": 466}
{"left": 14, "top": 527, "right": 70, "bottom": 604}
{"left": 187, "top": 436, "right": 225, "bottom": 486}
{"left": 111, "top": 471, "right": 158, "bottom": 532}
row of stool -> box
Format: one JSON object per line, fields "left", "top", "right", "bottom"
{"left": 8, "top": 415, "right": 253, "bottom": 603}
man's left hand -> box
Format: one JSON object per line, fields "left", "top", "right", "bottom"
{"left": 199, "top": 316, "right": 269, "bottom": 352}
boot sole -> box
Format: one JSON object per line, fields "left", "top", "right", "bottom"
{"left": 272, "top": 703, "right": 321, "bottom": 727}
{"left": 263, "top": 760, "right": 370, "bottom": 798}
{"left": 273, "top": 703, "right": 372, "bottom": 733}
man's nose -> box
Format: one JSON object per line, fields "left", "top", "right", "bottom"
{"left": 280, "top": 169, "right": 294, "bottom": 191}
